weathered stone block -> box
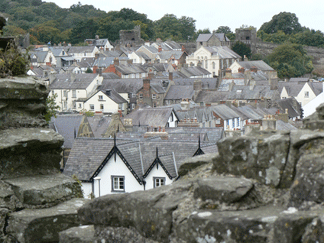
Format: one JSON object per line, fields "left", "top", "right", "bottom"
{"left": 173, "top": 205, "right": 284, "bottom": 243}
{"left": 178, "top": 153, "right": 217, "bottom": 177}
{"left": 214, "top": 131, "right": 290, "bottom": 187}
{"left": 272, "top": 209, "right": 320, "bottom": 243}
{"left": 0, "top": 128, "right": 64, "bottom": 179}
{"left": 193, "top": 177, "right": 253, "bottom": 203}
{"left": 301, "top": 216, "right": 324, "bottom": 243}
{"left": 59, "top": 225, "right": 95, "bottom": 243}
{"left": 78, "top": 180, "right": 194, "bottom": 243}
{"left": 6, "top": 198, "right": 88, "bottom": 243}
{"left": 0, "top": 77, "right": 48, "bottom": 130}
{"left": 5, "top": 174, "right": 83, "bottom": 208}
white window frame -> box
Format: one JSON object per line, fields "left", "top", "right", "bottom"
{"left": 98, "top": 95, "right": 103, "bottom": 100}
{"left": 111, "top": 176, "right": 125, "bottom": 192}
{"left": 100, "top": 104, "right": 104, "bottom": 110}
{"left": 305, "top": 91, "right": 309, "bottom": 98}
{"left": 152, "top": 94, "right": 156, "bottom": 99}
{"left": 89, "top": 104, "right": 94, "bottom": 110}
{"left": 139, "top": 93, "right": 143, "bottom": 99}
{"left": 153, "top": 177, "right": 165, "bottom": 188}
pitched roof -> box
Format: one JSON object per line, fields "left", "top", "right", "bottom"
{"left": 124, "top": 107, "right": 175, "bottom": 127}
{"left": 227, "top": 85, "right": 280, "bottom": 100}
{"left": 100, "top": 78, "right": 143, "bottom": 93}
{"left": 236, "top": 60, "right": 275, "bottom": 71}
{"left": 275, "top": 98, "right": 302, "bottom": 118}
{"left": 194, "top": 90, "right": 228, "bottom": 103}
{"left": 50, "top": 115, "right": 83, "bottom": 148}
{"left": 67, "top": 46, "right": 97, "bottom": 54}
{"left": 204, "top": 46, "right": 241, "bottom": 59}
{"left": 49, "top": 73, "right": 98, "bottom": 89}
{"left": 164, "top": 85, "right": 194, "bottom": 100}
{"left": 278, "top": 81, "right": 305, "bottom": 97}
{"left": 115, "top": 64, "right": 147, "bottom": 75}
{"left": 212, "top": 104, "right": 241, "bottom": 120}
{"left": 93, "top": 57, "right": 114, "bottom": 68}
{"left": 196, "top": 33, "right": 213, "bottom": 42}
{"left": 30, "top": 51, "right": 48, "bottom": 63}
{"left": 174, "top": 78, "right": 217, "bottom": 89}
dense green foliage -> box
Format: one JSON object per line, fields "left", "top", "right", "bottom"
{"left": 265, "top": 43, "right": 314, "bottom": 78}
{"left": 0, "top": 41, "right": 29, "bottom": 77}
{"left": 0, "top": 0, "right": 197, "bottom": 44}
{"left": 231, "top": 41, "right": 251, "bottom": 60}
{"left": 257, "top": 12, "right": 324, "bottom": 48}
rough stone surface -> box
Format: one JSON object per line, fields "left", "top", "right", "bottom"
{"left": 5, "top": 174, "right": 83, "bottom": 208}
{"left": 0, "top": 128, "right": 64, "bottom": 179}
{"left": 178, "top": 153, "right": 217, "bottom": 177}
{"left": 78, "top": 180, "right": 193, "bottom": 243}
{"left": 301, "top": 215, "right": 324, "bottom": 243}
{"left": 0, "top": 77, "right": 48, "bottom": 130}
{"left": 214, "top": 131, "right": 291, "bottom": 187}
{"left": 193, "top": 177, "right": 253, "bottom": 203}
{"left": 59, "top": 225, "right": 95, "bottom": 243}
{"left": 7, "top": 198, "right": 88, "bottom": 243}
{"left": 0, "top": 208, "right": 9, "bottom": 238}
{"left": 272, "top": 209, "right": 322, "bottom": 243}
{"left": 94, "top": 226, "right": 160, "bottom": 243}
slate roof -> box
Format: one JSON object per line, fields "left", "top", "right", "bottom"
{"left": 235, "top": 105, "right": 265, "bottom": 120}
{"left": 309, "top": 82, "right": 323, "bottom": 96}
{"left": 194, "top": 90, "right": 229, "bottom": 103}
{"left": 30, "top": 51, "right": 48, "bottom": 63}
{"left": 174, "top": 78, "right": 217, "bottom": 89}
{"left": 157, "top": 50, "right": 184, "bottom": 60}
{"left": 49, "top": 73, "right": 98, "bottom": 90}
{"left": 67, "top": 46, "right": 97, "bottom": 54}
{"left": 50, "top": 115, "right": 83, "bottom": 148}
{"left": 63, "top": 136, "right": 217, "bottom": 182}
{"left": 196, "top": 33, "right": 213, "bottom": 42}
{"left": 289, "top": 77, "right": 309, "bottom": 82}
{"left": 204, "top": 46, "right": 241, "bottom": 59}
{"left": 124, "top": 107, "right": 175, "bottom": 127}
{"left": 165, "top": 127, "right": 224, "bottom": 143}
{"left": 276, "top": 120, "right": 298, "bottom": 130}
{"left": 76, "top": 58, "right": 96, "bottom": 68}
{"left": 212, "top": 104, "right": 241, "bottom": 120}
{"left": 49, "top": 47, "right": 65, "bottom": 56}
{"left": 276, "top": 98, "right": 302, "bottom": 118}
{"left": 164, "top": 85, "right": 194, "bottom": 100}
{"left": 100, "top": 78, "right": 143, "bottom": 94}
{"left": 115, "top": 64, "right": 147, "bottom": 75}
{"left": 236, "top": 61, "right": 275, "bottom": 71}
{"left": 179, "top": 66, "right": 211, "bottom": 77}
{"left": 87, "top": 115, "right": 112, "bottom": 137}
{"left": 227, "top": 85, "right": 280, "bottom": 100}
{"left": 84, "top": 90, "right": 127, "bottom": 104}
{"left": 101, "top": 73, "right": 121, "bottom": 79}
{"left": 93, "top": 57, "right": 114, "bottom": 68}
{"left": 278, "top": 81, "right": 305, "bottom": 97}
{"left": 102, "top": 50, "right": 123, "bottom": 57}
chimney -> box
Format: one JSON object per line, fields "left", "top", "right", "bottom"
{"left": 269, "top": 77, "right": 278, "bottom": 90}
{"left": 229, "top": 80, "right": 235, "bottom": 91}
{"left": 106, "top": 89, "right": 111, "bottom": 96}
{"left": 148, "top": 72, "right": 154, "bottom": 80}
{"left": 70, "top": 73, "right": 76, "bottom": 82}
{"left": 114, "top": 58, "right": 119, "bottom": 66}
{"left": 225, "top": 68, "right": 232, "bottom": 78}
{"left": 238, "top": 67, "right": 245, "bottom": 73}
{"left": 250, "top": 66, "right": 258, "bottom": 72}
{"left": 181, "top": 45, "right": 185, "bottom": 52}
{"left": 169, "top": 72, "right": 173, "bottom": 81}
{"left": 143, "top": 78, "right": 150, "bottom": 93}
{"left": 95, "top": 53, "right": 99, "bottom": 59}
{"left": 158, "top": 46, "right": 162, "bottom": 52}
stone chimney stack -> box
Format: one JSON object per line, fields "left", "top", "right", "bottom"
{"left": 225, "top": 68, "right": 232, "bottom": 78}
{"left": 158, "top": 46, "right": 162, "bottom": 52}
{"left": 148, "top": 72, "right": 154, "bottom": 80}
{"left": 169, "top": 72, "right": 173, "bottom": 81}
{"left": 114, "top": 58, "right": 119, "bottom": 66}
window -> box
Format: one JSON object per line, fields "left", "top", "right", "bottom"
{"left": 305, "top": 91, "right": 309, "bottom": 98}
{"left": 78, "top": 103, "right": 82, "bottom": 108}
{"left": 72, "top": 90, "right": 76, "bottom": 98}
{"left": 139, "top": 94, "right": 143, "bottom": 99}
{"left": 63, "top": 90, "right": 68, "bottom": 97}
{"left": 237, "top": 118, "right": 240, "bottom": 127}
{"left": 154, "top": 177, "right": 165, "bottom": 188}
{"left": 89, "top": 104, "right": 94, "bottom": 110}
{"left": 100, "top": 104, "right": 104, "bottom": 110}
{"left": 152, "top": 94, "right": 156, "bottom": 99}
{"left": 98, "top": 95, "right": 103, "bottom": 100}
{"left": 232, "top": 119, "right": 235, "bottom": 128}
{"left": 205, "top": 60, "right": 208, "bottom": 69}
{"left": 131, "top": 103, "right": 135, "bottom": 109}
{"left": 112, "top": 176, "right": 125, "bottom": 192}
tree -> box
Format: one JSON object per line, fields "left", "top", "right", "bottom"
{"left": 154, "top": 14, "right": 196, "bottom": 41}
{"left": 266, "top": 43, "right": 313, "bottom": 78}
{"left": 44, "top": 93, "right": 59, "bottom": 122}
{"left": 215, "top": 26, "right": 232, "bottom": 34}
{"left": 259, "top": 12, "right": 303, "bottom": 35}
{"left": 231, "top": 41, "right": 251, "bottom": 60}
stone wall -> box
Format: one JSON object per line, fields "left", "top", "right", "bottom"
{"left": 0, "top": 77, "right": 87, "bottom": 242}
{"left": 64, "top": 103, "right": 324, "bottom": 243}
